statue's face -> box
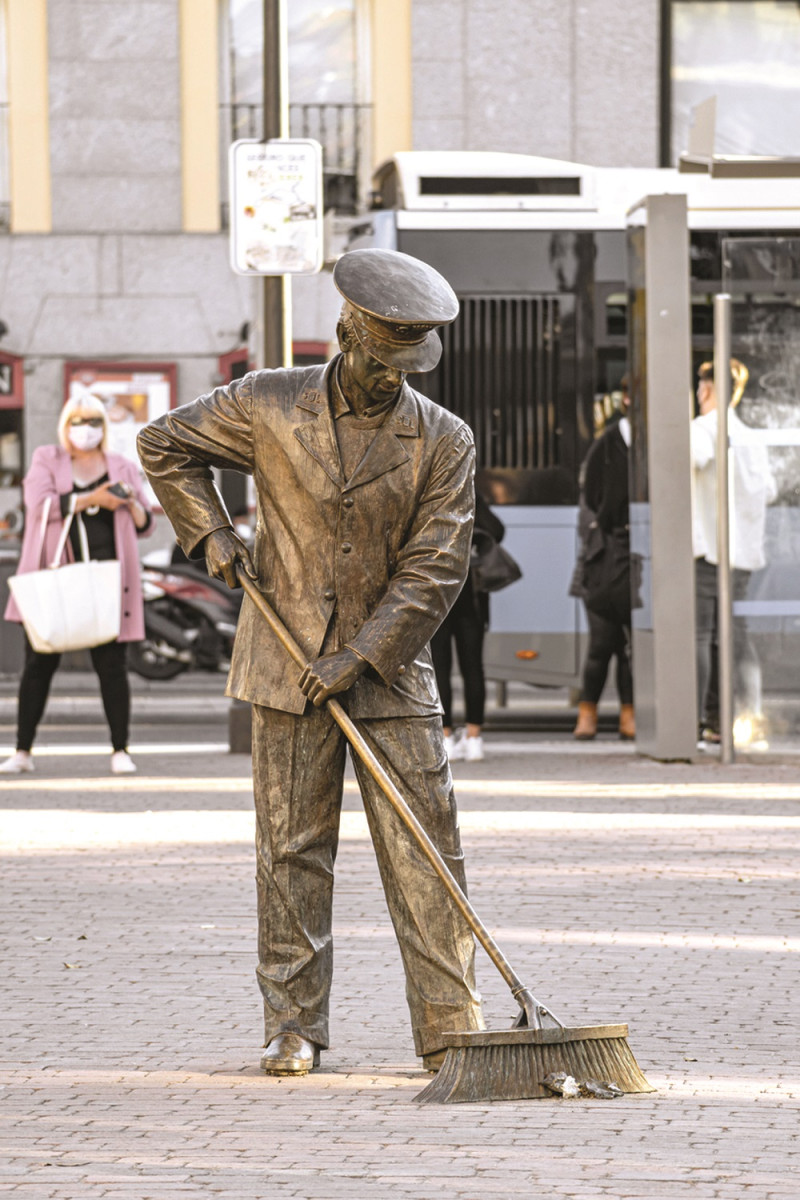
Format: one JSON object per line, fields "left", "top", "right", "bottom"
{"left": 344, "top": 338, "right": 406, "bottom": 407}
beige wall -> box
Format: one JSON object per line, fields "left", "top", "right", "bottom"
{"left": 369, "top": 0, "right": 413, "bottom": 171}
{"left": 179, "top": 0, "right": 220, "bottom": 232}
{"left": 6, "top": 0, "right": 51, "bottom": 232}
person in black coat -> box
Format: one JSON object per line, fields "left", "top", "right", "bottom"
{"left": 571, "top": 382, "right": 635, "bottom": 741}
{"left": 431, "top": 492, "right": 505, "bottom": 761}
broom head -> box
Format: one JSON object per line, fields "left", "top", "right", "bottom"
{"left": 414, "top": 1022, "right": 655, "bottom": 1104}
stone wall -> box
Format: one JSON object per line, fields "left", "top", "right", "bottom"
{"left": 0, "top": 231, "right": 252, "bottom": 461}
{"left": 411, "top": 0, "right": 660, "bottom": 167}
{"left": 5, "top": 1, "right": 253, "bottom": 465}
{"left": 48, "top": 0, "right": 181, "bottom": 234}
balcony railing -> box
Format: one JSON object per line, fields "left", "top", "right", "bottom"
{"left": 219, "top": 101, "right": 372, "bottom": 223}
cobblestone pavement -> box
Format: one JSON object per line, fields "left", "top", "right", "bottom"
{"left": 1, "top": 727, "right": 799, "bottom": 1199}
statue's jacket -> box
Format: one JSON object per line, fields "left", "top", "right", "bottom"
{"left": 137, "top": 359, "right": 476, "bottom": 718}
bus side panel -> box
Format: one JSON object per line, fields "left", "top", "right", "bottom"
{"left": 482, "top": 505, "right": 585, "bottom": 686}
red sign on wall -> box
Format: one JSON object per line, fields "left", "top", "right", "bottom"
{"left": 0, "top": 352, "right": 24, "bottom": 409}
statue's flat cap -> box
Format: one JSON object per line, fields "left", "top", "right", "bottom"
{"left": 334, "top": 248, "right": 459, "bottom": 372}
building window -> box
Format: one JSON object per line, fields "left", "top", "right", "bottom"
{"left": 219, "top": 0, "right": 371, "bottom": 218}
{"left": 663, "top": 1, "right": 800, "bottom": 164}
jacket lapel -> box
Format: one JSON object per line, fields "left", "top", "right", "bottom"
{"left": 55, "top": 447, "right": 73, "bottom": 494}
{"left": 344, "top": 386, "right": 419, "bottom": 492}
{"left": 293, "top": 382, "right": 344, "bottom": 488}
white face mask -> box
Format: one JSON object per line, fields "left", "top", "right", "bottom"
{"left": 68, "top": 424, "right": 104, "bottom": 452}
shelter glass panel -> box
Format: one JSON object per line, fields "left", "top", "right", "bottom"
{"left": 719, "top": 237, "right": 800, "bottom": 753}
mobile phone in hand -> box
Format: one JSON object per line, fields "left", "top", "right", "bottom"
{"left": 108, "top": 481, "right": 132, "bottom": 499}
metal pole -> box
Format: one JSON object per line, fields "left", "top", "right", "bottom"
{"left": 261, "top": 0, "right": 291, "bottom": 370}
{"left": 714, "top": 293, "right": 734, "bottom": 764}
{"left": 229, "top": 0, "right": 291, "bottom": 754}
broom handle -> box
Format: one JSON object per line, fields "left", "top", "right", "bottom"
{"left": 237, "top": 567, "right": 560, "bottom": 1031}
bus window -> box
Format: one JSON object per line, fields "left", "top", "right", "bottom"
{"left": 413, "top": 292, "right": 577, "bottom": 505}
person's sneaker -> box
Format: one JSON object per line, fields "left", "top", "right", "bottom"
{"left": 463, "top": 734, "right": 484, "bottom": 762}
{"left": 733, "top": 713, "right": 769, "bottom": 751}
{"left": 699, "top": 726, "right": 721, "bottom": 745}
{"left": 444, "top": 733, "right": 463, "bottom": 761}
{"left": 0, "top": 751, "right": 34, "bottom": 774}
{"left": 110, "top": 751, "right": 137, "bottom": 775}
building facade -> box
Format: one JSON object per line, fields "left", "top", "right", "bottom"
{"left": 0, "top": 0, "right": 415, "bottom": 547}
{"left": 0, "top": 0, "right": 797, "bottom": 550}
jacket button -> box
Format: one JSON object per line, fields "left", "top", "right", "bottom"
{"left": 123, "top": 587, "right": 129, "bottom": 593}
{"left": 397, "top": 665, "right": 406, "bottom": 676}
{"left": 342, "top": 497, "right": 354, "bottom": 508}
{"left": 324, "top": 589, "right": 335, "bottom": 601}
{"left": 341, "top": 542, "right": 352, "bottom": 553}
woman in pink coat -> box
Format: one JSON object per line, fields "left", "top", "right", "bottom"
{"left": 1, "top": 394, "right": 152, "bottom": 775}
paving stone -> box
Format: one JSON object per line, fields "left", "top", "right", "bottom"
{"left": 2, "top": 733, "right": 799, "bottom": 1196}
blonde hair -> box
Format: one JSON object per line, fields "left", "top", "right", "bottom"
{"left": 697, "top": 358, "right": 749, "bottom": 407}
{"left": 57, "top": 393, "right": 109, "bottom": 451}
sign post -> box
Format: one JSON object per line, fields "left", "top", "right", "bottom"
{"left": 227, "top": 0, "right": 298, "bottom": 757}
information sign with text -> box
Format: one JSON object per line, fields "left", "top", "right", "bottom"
{"left": 229, "top": 138, "right": 323, "bottom": 276}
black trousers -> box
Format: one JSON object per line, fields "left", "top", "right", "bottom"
{"left": 430, "top": 584, "right": 486, "bottom": 728}
{"left": 580, "top": 608, "right": 633, "bottom": 706}
{"left": 16, "top": 636, "right": 131, "bottom": 753}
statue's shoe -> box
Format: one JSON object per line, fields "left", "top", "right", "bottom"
{"left": 260, "top": 1033, "right": 320, "bottom": 1075}
{"left": 422, "top": 1048, "right": 447, "bottom": 1072}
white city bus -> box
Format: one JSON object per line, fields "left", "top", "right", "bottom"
{"left": 356, "top": 151, "right": 800, "bottom": 692}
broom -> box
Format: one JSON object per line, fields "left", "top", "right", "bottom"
{"left": 238, "top": 569, "right": 655, "bottom": 1104}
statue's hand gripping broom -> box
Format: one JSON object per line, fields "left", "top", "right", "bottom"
{"left": 239, "top": 569, "right": 654, "bottom": 1103}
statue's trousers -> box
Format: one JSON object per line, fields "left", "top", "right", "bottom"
{"left": 252, "top": 702, "right": 485, "bottom": 1056}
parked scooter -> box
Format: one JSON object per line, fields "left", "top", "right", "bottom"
{"left": 128, "top": 553, "right": 242, "bottom": 681}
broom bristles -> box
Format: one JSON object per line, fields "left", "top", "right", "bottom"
{"left": 414, "top": 1023, "right": 655, "bottom": 1104}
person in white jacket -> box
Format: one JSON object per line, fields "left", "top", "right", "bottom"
{"left": 691, "top": 360, "right": 776, "bottom": 746}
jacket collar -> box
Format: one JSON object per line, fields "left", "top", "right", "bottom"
{"left": 293, "top": 359, "right": 420, "bottom": 490}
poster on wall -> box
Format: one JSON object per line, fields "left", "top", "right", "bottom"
{"left": 64, "top": 362, "right": 176, "bottom": 506}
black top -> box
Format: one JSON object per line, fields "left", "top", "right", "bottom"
{"left": 583, "top": 424, "right": 629, "bottom": 533}
{"left": 460, "top": 493, "right": 506, "bottom": 627}
{"left": 61, "top": 474, "right": 117, "bottom": 561}
{"left": 475, "top": 492, "right": 505, "bottom": 544}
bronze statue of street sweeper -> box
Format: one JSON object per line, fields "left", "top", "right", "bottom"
{"left": 138, "top": 247, "right": 653, "bottom": 1102}
{"left": 138, "top": 249, "right": 486, "bottom": 1076}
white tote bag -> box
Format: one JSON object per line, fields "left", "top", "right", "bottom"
{"left": 8, "top": 498, "right": 122, "bottom": 654}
